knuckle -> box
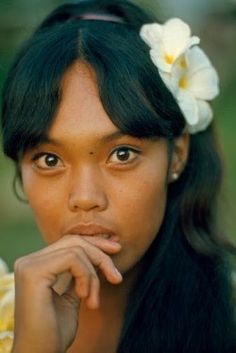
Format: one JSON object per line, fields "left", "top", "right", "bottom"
{"left": 77, "top": 273, "right": 90, "bottom": 285}
{"left": 14, "top": 257, "right": 35, "bottom": 280}
{"left": 14, "top": 256, "right": 30, "bottom": 272}
{"left": 100, "top": 255, "right": 113, "bottom": 269}
{"left": 95, "top": 255, "right": 114, "bottom": 277}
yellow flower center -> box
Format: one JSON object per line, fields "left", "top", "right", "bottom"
{"left": 179, "top": 76, "right": 188, "bottom": 89}
{"left": 180, "top": 56, "right": 187, "bottom": 69}
{"left": 165, "top": 53, "right": 174, "bottom": 65}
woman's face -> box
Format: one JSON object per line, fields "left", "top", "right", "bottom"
{"left": 21, "top": 62, "right": 183, "bottom": 275}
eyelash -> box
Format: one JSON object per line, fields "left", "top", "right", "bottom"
{"left": 31, "top": 146, "right": 141, "bottom": 170}
{"left": 31, "top": 152, "right": 63, "bottom": 170}
{"left": 108, "top": 146, "right": 141, "bottom": 165}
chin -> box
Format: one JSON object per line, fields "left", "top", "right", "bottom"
{"left": 112, "top": 251, "right": 144, "bottom": 279}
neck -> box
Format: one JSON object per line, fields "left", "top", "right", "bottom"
{"left": 80, "top": 263, "right": 140, "bottom": 323}
{"left": 68, "top": 265, "right": 141, "bottom": 353}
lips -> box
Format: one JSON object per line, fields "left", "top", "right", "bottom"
{"left": 64, "top": 223, "right": 119, "bottom": 241}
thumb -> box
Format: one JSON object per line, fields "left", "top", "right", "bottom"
{"left": 52, "top": 271, "right": 73, "bottom": 296}
{"left": 53, "top": 273, "right": 81, "bottom": 310}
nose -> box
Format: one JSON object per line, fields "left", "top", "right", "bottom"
{"left": 68, "top": 166, "right": 108, "bottom": 213}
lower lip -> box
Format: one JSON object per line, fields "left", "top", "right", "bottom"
{"left": 81, "top": 234, "right": 119, "bottom": 242}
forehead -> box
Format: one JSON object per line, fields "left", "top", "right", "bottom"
{"left": 49, "top": 61, "right": 118, "bottom": 140}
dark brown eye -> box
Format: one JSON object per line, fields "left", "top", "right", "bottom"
{"left": 45, "top": 155, "right": 58, "bottom": 167}
{"left": 109, "top": 147, "right": 140, "bottom": 164}
{"left": 116, "top": 148, "right": 131, "bottom": 161}
{"left": 32, "top": 153, "right": 63, "bottom": 170}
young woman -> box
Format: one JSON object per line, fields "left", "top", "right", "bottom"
{"left": 1, "top": 0, "right": 235, "bottom": 352}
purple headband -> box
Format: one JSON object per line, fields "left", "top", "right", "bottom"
{"left": 76, "top": 13, "right": 125, "bottom": 24}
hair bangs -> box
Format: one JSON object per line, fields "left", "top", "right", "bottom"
{"left": 2, "top": 19, "right": 185, "bottom": 161}
{"left": 79, "top": 21, "right": 185, "bottom": 138}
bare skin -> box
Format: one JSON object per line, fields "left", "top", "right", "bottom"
{"left": 13, "top": 61, "right": 189, "bottom": 353}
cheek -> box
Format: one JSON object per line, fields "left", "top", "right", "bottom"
{"left": 112, "top": 167, "right": 168, "bottom": 271}
{"left": 21, "top": 168, "right": 65, "bottom": 242}
{"left": 120, "top": 177, "right": 167, "bottom": 239}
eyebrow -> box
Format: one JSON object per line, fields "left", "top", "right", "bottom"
{"left": 99, "top": 130, "right": 127, "bottom": 144}
{"left": 38, "top": 130, "right": 128, "bottom": 147}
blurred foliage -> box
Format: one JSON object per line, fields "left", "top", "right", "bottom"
{"left": 0, "top": 0, "right": 235, "bottom": 269}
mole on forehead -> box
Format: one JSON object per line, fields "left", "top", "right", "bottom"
{"left": 89, "top": 151, "right": 94, "bottom": 155}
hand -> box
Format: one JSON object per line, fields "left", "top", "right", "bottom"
{"left": 12, "top": 235, "right": 122, "bottom": 353}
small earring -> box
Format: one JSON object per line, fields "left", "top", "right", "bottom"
{"left": 171, "top": 172, "right": 179, "bottom": 181}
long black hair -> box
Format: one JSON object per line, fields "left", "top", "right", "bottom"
{"left": 1, "top": 0, "right": 235, "bottom": 352}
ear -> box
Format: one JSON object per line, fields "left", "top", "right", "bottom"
{"left": 168, "top": 131, "right": 189, "bottom": 183}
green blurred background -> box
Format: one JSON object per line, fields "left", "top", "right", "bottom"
{"left": 0, "top": 0, "right": 235, "bottom": 270}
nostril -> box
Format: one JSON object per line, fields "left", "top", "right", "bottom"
{"left": 68, "top": 176, "right": 108, "bottom": 212}
{"left": 68, "top": 195, "right": 106, "bottom": 213}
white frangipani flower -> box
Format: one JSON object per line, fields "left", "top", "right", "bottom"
{"left": 0, "top": 331, "right": 14, "bottom": 353}
{"left": 140, "top": 18, "right": 200, "bottom": 73}
{"left": 0, "top": 259, "right": 8, "bottom": 278}
{"left": 140, "top": 19, "right": 219, "bottom": 134}
{"left": 160, "top": 46, "right": 219, "bottom": 133}
{"left": 0, "top": 289, "right": 15, "bottom": 331}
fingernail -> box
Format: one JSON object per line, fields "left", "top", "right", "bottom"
{"left": 113, "top": 267, "right": 122, "bottom": 279}
{"left": 109, "top": 241, "right": 121, "bottom": 247}
{"left": 109, "top": 235, "right": 120, "bottom": 242}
